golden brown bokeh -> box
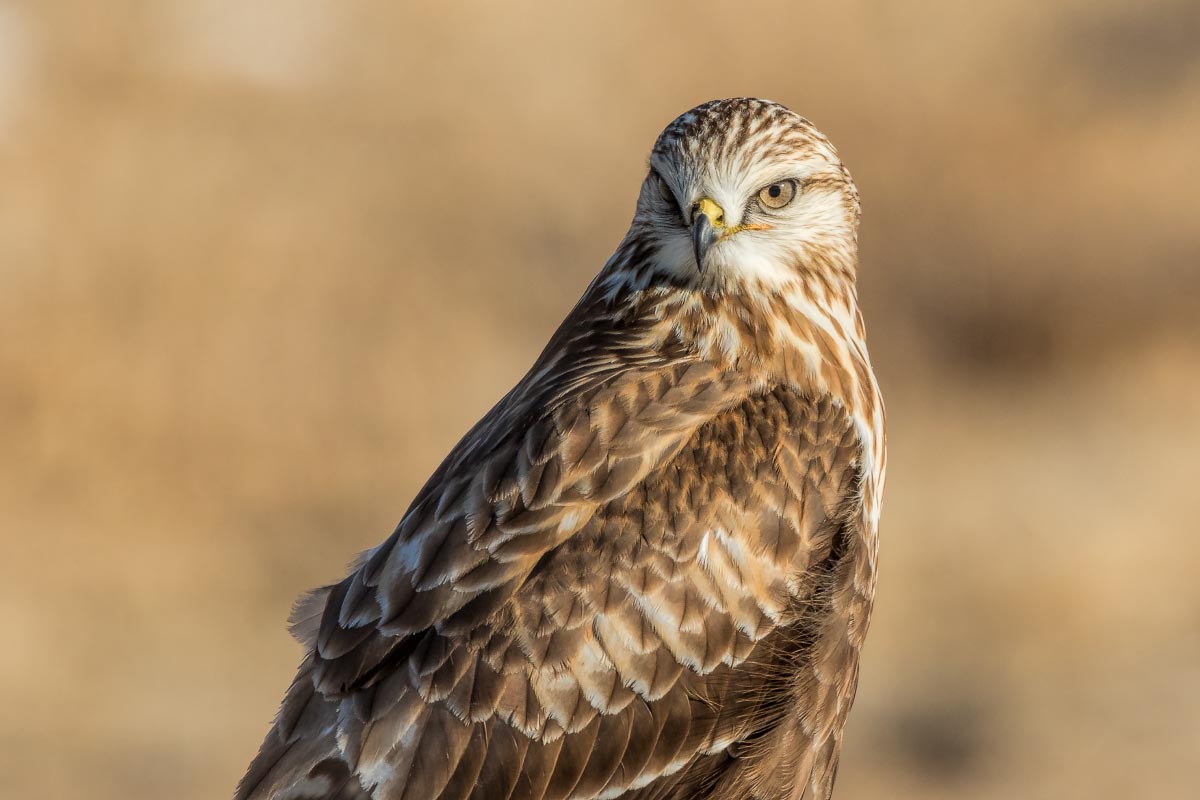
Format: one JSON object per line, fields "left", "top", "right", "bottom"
{"left": 2, "top": 2, "right": 1198, "bottom": 798}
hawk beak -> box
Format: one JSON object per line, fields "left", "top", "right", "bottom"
{"left": 691, "top": 197, "right": 724, "bottom": 273}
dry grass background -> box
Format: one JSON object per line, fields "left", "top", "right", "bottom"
{"left": 1, "top": 1, "right": 1199, "bottom": 798}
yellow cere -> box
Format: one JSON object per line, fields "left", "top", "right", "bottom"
{"left": 696, "top": 197, "right": 768, "bottom": 237}
{"left": 694, "top": 197, "right": 771, "bottom": 237}
{"left": 695, "top": 197, "right": 726, "bottom": 228}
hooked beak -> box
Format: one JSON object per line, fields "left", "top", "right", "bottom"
{"left": 690, "top": 197, "right": 724, "bottom": 273}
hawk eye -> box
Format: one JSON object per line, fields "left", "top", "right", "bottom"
{"left": 652, "top": 172, "right": 676, "bottom": 205}
{"left": 757, "top": 180, "right": 797, "bottom": 210}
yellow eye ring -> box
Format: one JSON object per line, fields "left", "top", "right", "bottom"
{"left": 757, "top": 180, "right": 797, "bottom": 210}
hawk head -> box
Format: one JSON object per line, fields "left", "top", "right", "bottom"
{"left": 609, "top": 98, "right": 860, "bottom": 295}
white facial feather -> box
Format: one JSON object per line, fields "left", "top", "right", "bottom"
{"left": 635, "top": 138, "right": 856, "bottom": 293}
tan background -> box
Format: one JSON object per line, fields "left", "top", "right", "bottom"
{"left": 2, "top": 1, "right": 1199, "bottom": 798}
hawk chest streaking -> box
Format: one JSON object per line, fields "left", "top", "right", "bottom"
{"left": 237, "top": 98, "right": 886, "bottom": 800}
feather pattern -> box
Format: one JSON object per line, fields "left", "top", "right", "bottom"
{"left": 237, "top": 98, "right": 885, "bottom": 800}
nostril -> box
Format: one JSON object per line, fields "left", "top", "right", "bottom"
{"left": 691, "top": 201, "right": 724, "bottom": 226}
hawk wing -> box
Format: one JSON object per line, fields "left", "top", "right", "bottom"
{"left": 237, "top": 301, "right": 870, "bottom": 800}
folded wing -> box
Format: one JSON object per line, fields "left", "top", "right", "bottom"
{"left": 238, "top": 306, "right": 868, "bottom": 800}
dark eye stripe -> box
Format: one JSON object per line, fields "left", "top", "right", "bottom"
{"left": 655, "top": 174, "right": 674, "bottom": 202}
{"left": 650, "top": 170, "right": 684, "bottom": 219}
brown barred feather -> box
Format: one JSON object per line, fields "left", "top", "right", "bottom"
{"left": 236, "top": 98, "right": 885, "bottom": 800}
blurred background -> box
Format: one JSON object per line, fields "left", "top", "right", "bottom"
{"left": 2, "top": 1, "right": 1198, "bottom": 798}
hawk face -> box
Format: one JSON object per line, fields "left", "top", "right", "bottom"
{"left": 632, "top": 98, "right": 860, "bottom": 292}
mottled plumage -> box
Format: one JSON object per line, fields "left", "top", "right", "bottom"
{"left": 237, "top": 98, "right": 886, "bottom": 800}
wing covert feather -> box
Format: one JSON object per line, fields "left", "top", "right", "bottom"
{"left": 240, "top": 358, "right": 871, "bottom": 800}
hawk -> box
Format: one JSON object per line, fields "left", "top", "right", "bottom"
{"left": 237, "top": 98, "right": 886, "bottom": 800}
